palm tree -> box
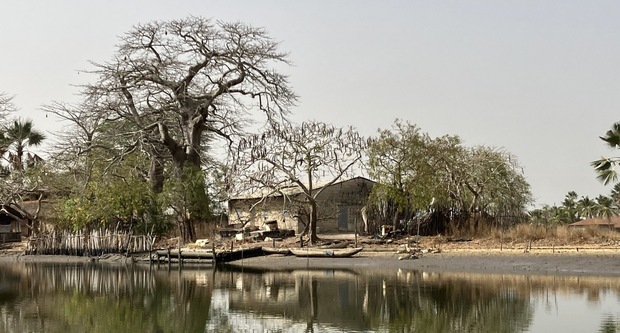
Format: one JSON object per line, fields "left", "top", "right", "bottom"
{"left": 577, "top": 196, "right": 596, "bottom": 219}
{"left": 562, "top": 191, "right": 580, "bottom": 222}
{"left": 610, "top": 183, "right": 620, "bottom": 204}
{"left": 593, "top": 122, "right": 620, "bottom": 185}
{"left": 594, "top": 195, "right": 619, "bottom": 231}
{"left": 3, "top": 119, "right": 45, "bottom": 171}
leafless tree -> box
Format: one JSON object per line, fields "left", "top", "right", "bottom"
{"left": 0, "top": 93, "right": 16, "bottom": 121}
{"left": 0, "top": 93, "right": 16, "bottom": 159}
{"left": 231, "top": 121, "right": 366, "bottom": 244}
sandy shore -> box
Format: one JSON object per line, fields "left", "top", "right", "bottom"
{"left": 220, "top": 248, "right": 620, "bottom": 277}
{"left": 4, "top": 240, "right": 620, "bottom": 276}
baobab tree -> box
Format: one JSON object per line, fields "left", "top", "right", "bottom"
{"left": 49, "top": 17, "right": 296, "bottom": 241}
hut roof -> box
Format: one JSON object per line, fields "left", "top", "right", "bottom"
{"left": 569, "top": 216, "right": 620, "bottom": 228}
{"left": 0, "top": 204, "right": 28, "bottom": 221}
{"left": 229, "top": 176, "right": 375, "bottom": 201}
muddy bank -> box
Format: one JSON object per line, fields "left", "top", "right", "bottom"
{"left": 223, "top": 250, "right": 620, "bottom": 277}
{"left": 3, "top": 246, "right": 620, "bottom": 277}
{"left": 0, "top": 252, "right": 134, "bottom": 264}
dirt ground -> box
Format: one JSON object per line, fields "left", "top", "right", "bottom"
{"left": 3, "top": 234, "right": 620, "bottom": 276}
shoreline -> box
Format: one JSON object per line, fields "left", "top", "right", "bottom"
{"left": 4, "top": 247, "right": 620, "bottom": 277}
{"left": 220, "top": 250, "right": 620, "bottom": 277}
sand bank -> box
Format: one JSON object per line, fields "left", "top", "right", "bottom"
{"left": 223, "top": 249, "right": 620, "bottom": 276}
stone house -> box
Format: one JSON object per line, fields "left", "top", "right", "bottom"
{"left": 228, "top": 177, "right": 375, "bottom": 234}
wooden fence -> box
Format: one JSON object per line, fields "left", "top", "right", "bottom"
{"left": 25, "top": 229, "right": 155, "bottom": 256}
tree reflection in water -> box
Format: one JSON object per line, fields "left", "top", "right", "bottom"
{"left": 0, "top": 263, "right": 619, "bottom": 332}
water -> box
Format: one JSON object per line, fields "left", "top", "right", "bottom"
{"left": 0, "top": 262, "right": 619, "bottom": 332}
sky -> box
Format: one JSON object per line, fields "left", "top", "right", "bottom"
{"left": 1, "top": 1, "right": 619, "bottom": 207}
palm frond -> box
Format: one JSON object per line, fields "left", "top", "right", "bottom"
{"left": 600, "top": 122, "right": 620, "bottom": 148}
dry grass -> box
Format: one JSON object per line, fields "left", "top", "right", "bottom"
{"left": 487, "top": 224, "right": 620, "bottom": 246}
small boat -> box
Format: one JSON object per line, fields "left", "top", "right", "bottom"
{"left": 289, "top": 247, "right": 363, "bottom": 258}
{"left": 216, "top": 246, "right": 265, "bottom": 262}
{"left": 155, "top": 249, "right": 214, "bottom": 259}
{"left": 155, "top": 246, "right": 265, "bottom": 263}
{"left": 318, "top": 241, "right": 352, "bottom": 249}
{"left": 262, "top": 247, "right": 292, "bottom": 255}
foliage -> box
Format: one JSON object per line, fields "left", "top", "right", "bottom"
{"left": 0, "top": 113, "right": 47, "bottom": 214}
{"left": 593, "top": 122, "right": 620, "bottom": 185}
{"left": 528, "top": 190, "right": 620, "bottom": 226}
{"left": 2, "top": 118, "right": 45, "bottom": 171}
{"left": 57, "top": 175, "right": 165, "bottom": 233}
{"left": 160, "top": 165, "right": 212, "bottom": 240}
{"left": 366, "top": 119, "right": 532, "bottom": 233}
{"left": 44, "top": 132, "right": 168, "bottom": 233}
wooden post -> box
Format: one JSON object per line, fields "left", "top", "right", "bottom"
{"left": 500, "top": 221, "right": 503, "bottom": 251}
{"left": 212, "top": 242, "right": 217, "bottom": 266}
{"left": 177, "top": 238, "right": 182, "bottom": 266}
{"left": 355, "top": 217, "right": 358, "bottom": 248}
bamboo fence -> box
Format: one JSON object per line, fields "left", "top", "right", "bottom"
{"left": 25, "top": 229, "right": 155, "bottom": 256}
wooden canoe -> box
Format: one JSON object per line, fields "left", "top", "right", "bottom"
{"left": 318, "top": 241, "right": 352, "bottom": 249}
{"left": 262, "top": 247, "right": 292, "bottom": 255}
{"left": 216, "top": 246, "right": 265, "bottom": 262}
{"left": 289, "top": 247, "right": 363, "bottom": 258}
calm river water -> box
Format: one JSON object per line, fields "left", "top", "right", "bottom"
{"left": 0, "top": 262, "right": 619, "bottom": 332}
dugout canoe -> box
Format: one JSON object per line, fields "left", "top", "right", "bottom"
{"left": 289, "top": 247, "right": 363, "bottom": 258}
{"left": 262, "top": 247, "right": 292, "bottom": 255}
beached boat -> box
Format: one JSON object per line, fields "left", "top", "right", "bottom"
{"left": 155, "top": 246, "right": 265, "bottom": 263}
{"left": 318, "top": 241, "right": 352, "bottom": 249}
{"left": 216, "top": 246, "right": 265, "bottom": 262}
{"left": 289, "top": 247, "right": 363, "bottom": 258}
{"left": 262, "top": 247, "right": 292, "bottom": 255}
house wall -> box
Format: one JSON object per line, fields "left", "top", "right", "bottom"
{"left": 312, "top": 178, "right": 373, "bottom": 233}
{"left": 228, "top": 197, "right": 299, "bottom": 231}
{"left": 228, "top": 178, "right": 374, "bottom": 234}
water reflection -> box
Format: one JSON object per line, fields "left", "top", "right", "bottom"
{"left": 0, "top": 262, "right": 619, "bottom": 332}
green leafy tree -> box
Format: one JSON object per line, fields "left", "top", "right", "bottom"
{"left": 57, "top": 155, "right": 165, "bottom": 233}
{"left": 367, "top": 120, "right": 531, "bottom": 234}
{"left": 160, "top": 165, "right": 211, "bottom": 240}
{"left": 367, "top": 121, "right": 433, "bottom": 227}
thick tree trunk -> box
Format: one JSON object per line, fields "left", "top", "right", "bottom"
{"left": 149, "top": 155, "right": 165, "bottom": 193}
{"left": 307, "top": 201, "right": 320, "bottom": 245}
{"left": 170, "top": 154, "right": 205, "bottom": 244}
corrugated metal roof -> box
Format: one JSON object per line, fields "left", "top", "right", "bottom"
{"left": 569, "top": 216, "right": 620, "bottom": 228}
{"left": 229, "top": 176, "right": 375, "bottom": 200}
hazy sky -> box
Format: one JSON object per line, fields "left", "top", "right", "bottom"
{"left": 1, "top": 1, "right": 619, "bottom": 207}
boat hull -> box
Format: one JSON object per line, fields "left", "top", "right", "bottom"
{"left": 289, "top": 247, "right": 363, "bottom": 258}
{"left": 262, "top": 247, "right": 292, "bottom": 255}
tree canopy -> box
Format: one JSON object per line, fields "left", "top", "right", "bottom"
{"left": 366, "top": 120, "right": 532, "bottom": 234}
